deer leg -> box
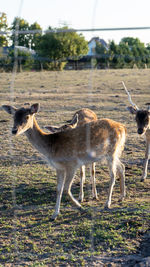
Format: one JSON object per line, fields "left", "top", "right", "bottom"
{"left": 141, "top": 142, "right": 150, "bottom": 182}
{"left": 64, "top": 168, "right": 82, "bottom": 209}
{"left": 78, "top": 165, "right": 85, "bottom": 202}
{"left": 90, "top": 162, "right": 98, "bottom": 200}
{"left": 51, "top": 169, "right": 65, "bottom": 220}
{"left": 116, "top": 159, "right": 126, "bottom": 201}
{"left": 105, "top": 159, "right": 117, "bottom": 209}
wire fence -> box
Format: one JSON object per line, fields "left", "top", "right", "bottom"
{"left": 1, "top": 2, "right": 150, "bottom": 265}
{"left": 1, "top": 25, "right": 150, "bottom": 72}
{"left": 1, "top": 25, "right": 150, "bottom": 35}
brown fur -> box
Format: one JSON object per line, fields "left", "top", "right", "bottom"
{"left": 2, "top": 104, "right": 126, "bottom": 220}
{"left": 123, "top": 82, "right": 150, "bottom": 181}
{"left": 127, "top": 106, "right": 150, "bottom": 181}
{"left": 71, "top": 108, "right": 97, "bottom": 125}
{"left": 45, "top": 108, "right": 98, "bottom": 202}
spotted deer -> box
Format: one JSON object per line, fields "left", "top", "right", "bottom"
{"left": 45, "top": 108, "right": 98, "bottom": 202}
{"left": 2, "top": 103, "right": 126, "bottom": 220}
{"left": 122, "top": 81, "right": 150, "bottom": 181}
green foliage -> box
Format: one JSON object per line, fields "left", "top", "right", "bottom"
{"left": 10, "top": 17, "right": 42, "bottom": 49}
{"left": 95, "top": 37, "right": 150, "bottom": 69}
{"left": 10, "top": 17, "right": 30, "bottom": 47}
{"left": 43, "top": 61, "right": 67, "bottom": 71}
{"left": 36, "top": 26, "right": 88, "bottom": 70}
{"left": 2, "top": 13, "right": 150, "bottom": 71}
{"left": 7, "top": 48, "right": 34, "bottom": 71}
{"left": 28, "top": 22, "right": 42, "bottom": 50}
{"left": 0, "top": 12, "right": 8, "bottom": 46}
{"left": 96, "top": 42, "right": 110, "bottom": 68}
{"left": 0, "top": 12, "right": 8, "bottom": 30}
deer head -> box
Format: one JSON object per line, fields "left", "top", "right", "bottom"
{"left": 122, "top": 81, "right": 150, "bottom": 135}
{"left": 2, "top": 103, "right": 40, "bottom": 136}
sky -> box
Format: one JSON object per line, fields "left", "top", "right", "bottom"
{"left": 1, "top": 0, "right": 150, "bottom": 44}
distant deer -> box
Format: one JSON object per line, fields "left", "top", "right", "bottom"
{"left": 2, "top": 103, "right": 126, "bottom": 220}
{"left": 45, "top": 108, "right": 98, "bottom": 202}
{"left": 122, "top": 81, "right": 150, "bottom": 181}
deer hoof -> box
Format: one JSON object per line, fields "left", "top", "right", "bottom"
{"left": 78, "top": 206, "right": 86, "bottom": 214}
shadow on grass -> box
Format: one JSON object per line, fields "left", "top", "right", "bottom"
{"left": 0, "top": 183, "right": 57, "bottom": 208}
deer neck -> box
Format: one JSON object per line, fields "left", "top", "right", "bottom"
{"left": 25, "top": 117, "right": 50, "bottom": 156}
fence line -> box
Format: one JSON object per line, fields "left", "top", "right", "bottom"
{"left": 1, "top": 26, "right": 150, "bottom": 35}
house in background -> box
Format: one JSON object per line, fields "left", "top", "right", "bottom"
{"left": 15, "top": 46, "right": 36, "bottom": 55}
{"left": 66, "top": 37, "right": 108, "bottom": 70}
{"left": 87, "top": 37, "right": 108, "bottom": 56}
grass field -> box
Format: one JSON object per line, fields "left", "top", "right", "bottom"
{"left": 0, "top": 69, "right": 150, "bottom": 266}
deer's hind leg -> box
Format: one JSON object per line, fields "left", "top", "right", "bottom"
{"left": 116, "top": 159, "right": 126, "bottom": 201}
{"left": 141, "top": 141, "right": 150, "bottom": 182}
{"left": 105, "top": 157, "right": 117, "bottom": 209}
{"left": 90, "top": 162, "right": 98, "bottom": 200}
{"left": 64, "top": 167, "right": 82, "bottom": 209}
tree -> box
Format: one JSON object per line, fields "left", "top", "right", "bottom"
{"left": 96, "top": 42, "right": 109, "bottom": 68}
{"left": 109, "top": 40, "right": 123, "bottom": 68}
{"left": 119, "top": 37, "right": 149, "bottom": 67}
{"left": 10, "top": 17, "right": 30, "bottom": 47}
{"left": 8, "top": 48, "right": 34, "bottom": 72}
{"left": 28, "top": 22, "right": 42, "bottom": 50}
{"left": 36, "top": 26, "right": 88, "bottom": 70}
{"left": 0, "top": 12, "right": 8, "bottom": 46}
{"left": 107, "top": 37, "right": 150, "bottom": 69}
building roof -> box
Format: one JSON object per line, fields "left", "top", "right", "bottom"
{"left": 88, "top": 37, "right": 108, "bottom": 48}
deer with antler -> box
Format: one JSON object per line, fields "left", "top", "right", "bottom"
{"left": 45, "top": 108, "right": 98, "bottom": 202}
{"left": 122, "top": 81, "right": 150, "bottom": 181}
{"left": 2, "top": 103, "right": 126, "bottom": 220}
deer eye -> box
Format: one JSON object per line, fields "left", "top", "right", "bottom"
{"left": 23, "top": 115, "right": 29, "bottom": 122}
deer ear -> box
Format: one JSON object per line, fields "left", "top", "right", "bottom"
{"left": 45, "top": 126, "right": 60, "bottom": 133}
{"left": 127, "top": 106, "right": 137, "bottom": 114}
{"left": 30, "top": 103, "right": 40, "bottom": 114}
{"left": 69, "top": 114, "right": 78, "bottom": 128}
{"left": 1, "top": 105, "right": 17, "bottom": 115}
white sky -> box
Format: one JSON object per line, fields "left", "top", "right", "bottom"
{"left": 1, "top": 0, "right": 150, "bottom": 44}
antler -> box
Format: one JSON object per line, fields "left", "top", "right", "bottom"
{"left": 122, "top": 81, "right": 139, "bottom": 110}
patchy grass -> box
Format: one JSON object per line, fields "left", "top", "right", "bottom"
{"left": 0, "top": 69, "right": 150, "bottom": 266}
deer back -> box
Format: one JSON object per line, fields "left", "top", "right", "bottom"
{"left": 71, "top": 108, "right": 97, "bottom": 126}
{"left": 47, "top": 118, "right": 126, "bottom": 161}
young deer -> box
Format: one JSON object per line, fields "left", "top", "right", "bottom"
{"left": 2, "top": 103, "right": 126, "bottom": 220}
{"left": 122, "top": 81, "right": 150, "bottom": 181}
{"left": 45, "top": 108, "right": 98, "bottom": 202}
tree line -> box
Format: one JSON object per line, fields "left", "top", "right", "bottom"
{"left": 96, "top": 37, "right": 150, "bottom": 69}
{"left": 1, "top": 12, "right": 150, "bottom": 71}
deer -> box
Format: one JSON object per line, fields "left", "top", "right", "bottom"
{"left": 2, "top": 103, "right": 126, "bottom": 220}
{"left": 122, "top": 81, "right": 150, "bottom": 181}
{"left": 44, "top": 108, "right": 98, "bottom": 202}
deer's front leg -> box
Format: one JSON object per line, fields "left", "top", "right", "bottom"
{"left": 51, "top": 169, "right": 65, "bottom": 220}
{"left": 141, "top": 142, "right": 150, "bottom": 182}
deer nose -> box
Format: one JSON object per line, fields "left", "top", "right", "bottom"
{"left": 137, "top": 128, "right": 143, "bottom": 135}
{"left": 12, "top": 129, "right": 17, "bottom": 135}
